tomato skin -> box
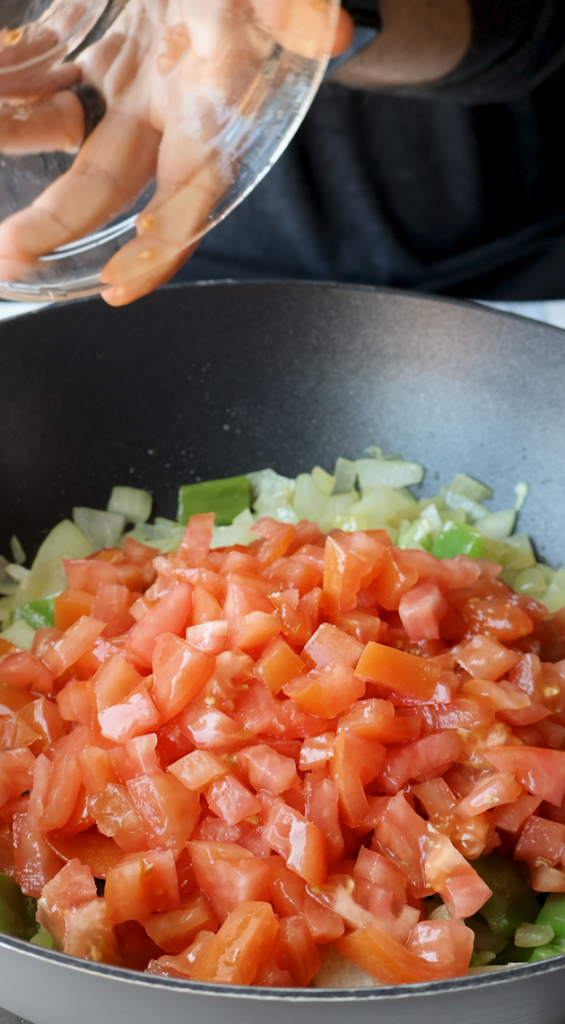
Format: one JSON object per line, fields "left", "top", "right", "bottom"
{"left": 168, "top": 750, "right": 228, "bottom": 792}
{"left": 252, "top": 518, "right": 296, "bottom": 567}
{"left": 254, "top": 637, "right": 306, "bottom": 695}
{"left": 357, "top": 642, "right": 440, "bottom": 700}
{"left": 189, "top": 900, "right": 279, "bottom": 985}
{"left": 105, "top": 848, "right": 180, "bottom": 923}
{"left": 485, "top": 746, "right": 565, "bottom": 807}
{"left": 335, "top": 921, "right": 450, "bottom": 984}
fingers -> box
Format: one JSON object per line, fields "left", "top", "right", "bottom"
{"left": 250, "top": 0, "right": 351, "bottom": 60}
{"left": 0, "top": 90, "right": 85, "bottom": 154}
{"left": 102, "top": 243, "right": 199, "bottom": 306}
{"left": 0, "top": 110, "right": 160, "bottom": 280}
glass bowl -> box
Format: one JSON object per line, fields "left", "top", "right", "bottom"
{"left": 0, "top": 0, "right": 339, "bottom": 302}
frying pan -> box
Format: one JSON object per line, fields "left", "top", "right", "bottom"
{"left": 1, "top": 281, "right": 565, "bottom": 1024}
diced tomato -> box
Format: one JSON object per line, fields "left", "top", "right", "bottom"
{"left": 19, "top": 697, "right": 65, "bottom": 756}
{"left": 127, "top": 584, "right": 193, "bottom": 667}
{"left": 283, "top": 661, "right": 365, "bottom": 719}
{"left": 143, "top": 891, "right": 219, "bottom": 952}
{"left": 514, "top": 815, "right": 565, "bottom": 866}
{"left": 12, "top": 811, "right": 65, "bottom": 898}
{"left": 490, "top": 792, "right": 541, "bottom": 833}
{"left": 484, "top": 746, "right": 565, "bottom": 806}
{"left": 461, "top": 594, "right": 534, "bottom": 643}
{"left": 190, "top": 841, "right": 270, "bottom": 921}
{"left": 254, "top": 636, "right": 306, "bottom": 695}
{"left": 185, "top": 621, "right": 229, "bottom": 654}
{"left": 354, "top": 847, "right": 408, "bottom": 903}
{"left": 206, "top": 774, "right": 261, "bottom": 826}
{"left": 105, "top": 848, "right": 180, "bottom": 923}
{"left": 152, "top": 633, "right": 215, "bottom": 722}
{"left": 456, "top": 634, "right": 520, "bottom": 681}
{"left": 188, "top": 900, "right": 278, "bottom": 985}
{"left": 272, "top": 915, "right": 321, "bottom": 986}
{"left": 376, "top": 731, "right": 461, "bottom": 795}
{"left": 335, "top": 921, "right": 454, "bottom": 984}
{"left": 404, "top": 919, "right": 475, "bottom": 978}
{"left": 270, "top": 590, "right": 313, "bottom": 647}
{"left": 303, "top": 623, "right": 365, "bottom": 670}
{"left": 43, "top": 617, "right": 106, "bottom": 678}
{"left": 252, "top": 518, "right": 296, "bottom": 567}
{"left": 230, "top": 611, "right": 281, "bottom": 652}
{"left": 180, "top": 702, "right": 253, "bottom": 749}
{"left": 323, "top": 535, "right": 367, "bottom": 617}
{"left": 64, "top": 558, "right": 119, "bottom": 593}
{"left": 299, "top": 733, "right": 335, "bottom": 771}
{"left": 168, "top": 750, "right": 228, "bottom": 791}
{"left": 356, "top": 642, "right": 440, "bottom": 700}
{"left": 44, "top": 826, "right": 123, "bottom": 878}
{"left": 99, "top": 688, "right": 162, "bottom": 744}
{"left": 330, "top": 729, "right": 386, "bottom": 828}
{"left": 262, "top": 798, "right": 327, "bottom": 886}
{"left": 54, "top": 590, "right": 96, "bottom": 631}
{"left": 127, "top": 771, "right": 200, "bottom": 855}
{"left": 457, "top": 772, "right": 521, "bottom": 818}
{"left": 0, "top": 650, "right": 54, "bottom": 695}
{"left": 92, "top": 583, "right": 136, "bottom": 637}
{"left": 398, "top": 581, "right": 448, "bottom": 642}
{"left": 303, "top": 773, "right": 344, "bottom": 865}
{"left": 87, "top": 783, "right": 149, "bottom": 854}
{"left": 37, "top": 859, "right": 120, "bottom": 963}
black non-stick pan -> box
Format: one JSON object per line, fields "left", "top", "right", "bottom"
{"left": 1, "top": 281, "right": 565, "bottom": 1024}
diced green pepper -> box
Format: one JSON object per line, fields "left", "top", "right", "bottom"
{"left": 431, "top": 520, "right": 483, "bottom": 559}
{"left": 474, "top": 853, "right": 541, "bottom": 937}
{"left": 535, "top": 894, "right": 565, "bottom": 938}
{"left": 0, "top": 873, "right": 37, "bottom": 939}
{"left": 30, "top": 927, "right": 54, "bottom": 949}
{"left": 15, "top": 597, "right": 55, "bottom": 630}
{"left": 528, "top": 944, "right": 564, "bottom": 963}
{"left": 177, "top": 476, "right": 251, "bottom": 527}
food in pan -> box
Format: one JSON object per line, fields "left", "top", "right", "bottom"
{"left": 2, "top": 450, "right": 565, "bottom": 988}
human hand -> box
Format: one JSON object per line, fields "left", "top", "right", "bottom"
{"left": 0, "top": 0, "right": 353, "bottom": 305}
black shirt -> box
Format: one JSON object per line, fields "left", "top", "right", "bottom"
{"left": 177, "top": 0, "right": 565, "bottom": 299}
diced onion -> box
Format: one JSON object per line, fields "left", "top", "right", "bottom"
{"left": 514, "top": 924, "right": 555, "bottom": 948}
{"left": 74, "top": 507, "right": 126, "bottom": 549}
{"left": 107, "top": 486, "right": 152, "bottom": 524}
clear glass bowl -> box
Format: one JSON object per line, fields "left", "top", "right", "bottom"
{"left": 0, "top": 0, "right": 338, "bottom": 302}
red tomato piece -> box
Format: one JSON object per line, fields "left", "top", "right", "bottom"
{"left": 37, "top": 727, "right": 88, "bottom": 831}
{"left": 456, "top": 634, "right": 521, "bottom": 681}
{"left": 237, "top": 743, "right": 298, "bottom": 796}
{"left": 484, "top": 746, "right": 565, "bottom": 806}
{"left": 105, "top": 848, "right": 180, "bottom": 923}
{"left": 12, "top": 811, "right": 65, "bottom": 898}
{"left": 251, "top": 518, "right": 296, "bottom": 567}
{"left": 127, "top": 583, "right": 192, "bottom": 667}
{"left": 398, "top": 581, "right": 448, "bottom": 642}
{"left": 262, "top": 798, "right": 327, "bottom": 886}
{"left": 353, "top": 878, "right": 419, "bottom": 944}
{"left": 188, "top": 900, "right": 279, "bottom": 985}
{"left": 514, "top": 815, "right": 565, "bottom": 866}
{"left": 43, "top": 616, "right": 106, "bottom": 678}
{"left": 110, "top": 734, "right": 161, "bottom": 784}
{"left": 354, "top": 847, "right": 408, "bottom": 904}
{"left": 127, "top": 771, "right": 200, "bottom": 855}
{"left": 371, "top": 549, "right": 419, "bottom": 612}
{"left": 423, "top": 829, "right": 492, "bottom": 918}
{"left": 179, "top": 513, "right": 215, "bottom": 565}
{"left": 56, "top": 678, "right": 93, "bottom": 727}
{"left": 18, "top": 697, "right": 65, "bottom": 756}
{"left": 180, "top": 703, "right": 253, "bottom": 749}
{"left": 64, "top": 558, "right": 119, "bottom": 593}
{"left": 87, "top": 783, "right": 149, "bottom": 854}
{"left": 376, "top": 731, "right": 462, "bottom": 795}
{"left": 37, "top": 858, "right": 121, "bottom": 963}
{"left": 333, "top": 608, "right": 383, "bottom": 644}
{"left": 168, "top": 749, "right": 228, "bottom": 791}
{"left": 272, "top": 915, "right": 321, "bottom": 987}
{"left": 303, "top": 773, "right": 344, "bottom": 865}
{"left": 99, "top": 688, "right": 162, "bottom": 744}
{"left": 230, "top": 611, "right": 281, "bottom": 653}
{"left": 189, "top": 841, "right": 270, "bottom": 922}
{"left": 152, "top": 633, "right": 215, "bottom": 722}
{"left": 303, "top": 623, "right": 365, "bottom": 670}
{"left": 92, "top": 583, "right": 136, "bottom": 638}
{"left": 205, "top": 774, "right": 261, "bottom": 826}
{"left": 298, "top": 733, "right": 335, "bottom": 771}
{"left": 457, "top": 772, "right": 521, "bottom": 818}
{"left": 356, "top": 642, "right": 440, "bottom": 700}
{"left": 143, "top": 891, "right": 219, "bottom": 953}
{"left": 283, "top": 661, "right": 365, "bottom": 719}
{"left": 185, "top": 621, "right": 229, "bottom": 654}
{"left": 0, "top": 748, "right": 36, "bottom": 806}
{"left": 267, "top": 557, "right": 320, "bottom": 595}
{"left": 335, "top": 921, "right": 454, "bottom": 984}
{"left": 44, "top": 826, "right": 123, "bottom": 878}
{"left": 191, "top": 585, "right": 223, "bottom": 625}
{"left": 489, "top": 792, "right": 541, "bottom": 833}
{"left": 77, "top": 746, "right": 119, "bottom": 796}
{"left": 54, "top": 589, "right": 96, "bottom": 631}
{"left": 323, "top": 535, "right": 367, "bottom": 617}
{"left": 330, "top": 729, "right": 386, "bottom": 828}
{"left": 92, "top": 655, "right": 143, "bottom": 711}
{"left": 0, "top": 650, "right": 54, "bottom": 695}
{"left": 461, "top": 594, "right": 534, "bottom": 642}
{"left": 254, "top": 636, "right": 306, "bottom": 695}
{"left": 404, "top": 919, "right": 474, "bottom": 978}
{"left": 269, "top": 589, "right": 314, "bottom": 647}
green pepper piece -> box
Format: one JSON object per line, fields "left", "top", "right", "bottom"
{"left": 0, "top": 873, "right": 38, "bottom": 939}
{"left": 177, "top": 476, "right": 251, "bottom": 527}
{"left": 30, "top": 927, "right": 54, "bottom": 949}
{"left": 528, "top": 944, "right": 564, "bottom": 963}
{"left": 431, "top": 520, "right": 483, "bottom": 559}
{"left": 15, "top": 597, "right": 55, "bottom": 630}
{"left": 535, "top": 894, "right": 565, "bottom": 938}
{"left": 474, "top": 853, "right": 541, "bottom": 937}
